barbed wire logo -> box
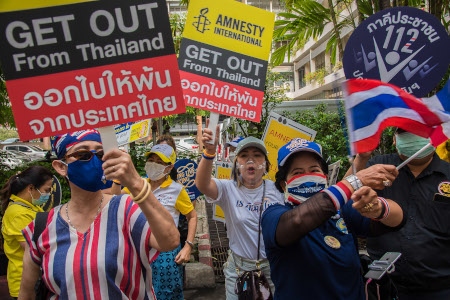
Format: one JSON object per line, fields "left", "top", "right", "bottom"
{"left": 193, "top": 8, "right": 211, "bottom": 33}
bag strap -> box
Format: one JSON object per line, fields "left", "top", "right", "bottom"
{"left": 256, "top": 180, "right": 266, "bottom": 262}
{"left": 33, "top": 212, "right": 49, "bottom": 245}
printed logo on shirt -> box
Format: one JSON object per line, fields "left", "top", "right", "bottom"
{"left": 235, "top": 199, "right": 278, "bottom": 212}
{"left": 438, "top": 181, "right": 450, "bottom": 196}
{"left": 335, "top": 218, "right": 348, "bottom": 234}
{"left": 158, "top": 194, "right": 176, "bottom": 206}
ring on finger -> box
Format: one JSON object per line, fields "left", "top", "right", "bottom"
{"left": 383, "top": 180, "right": 391, "bottom": 187}
{"left": 364, "top": 203, "right": 374, "bottom": 211}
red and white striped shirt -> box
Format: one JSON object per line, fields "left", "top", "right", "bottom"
{"left": 23, "top": 194, "right": 159, "bottom": 300}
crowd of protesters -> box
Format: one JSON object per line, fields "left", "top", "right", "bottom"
{"left": 1, "top": 126, "right": 449, "bottom": 300}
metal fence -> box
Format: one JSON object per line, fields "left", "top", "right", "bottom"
{"left": 206, "top": 203, "right": 229, "bottom": 283}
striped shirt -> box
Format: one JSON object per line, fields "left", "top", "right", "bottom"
{"left": 22, "top": 194, "right": 158, "bottom": 300}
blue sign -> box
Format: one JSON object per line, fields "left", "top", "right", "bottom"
{"left": 174, "top": 158, "right": 202, "bottom": 201}
{"left": 343, "top": 7, "right": 450, "bottom": 97}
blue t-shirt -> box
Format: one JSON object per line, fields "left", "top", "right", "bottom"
{"left": 262, "top": 203, "right": 365, "bottom": 300}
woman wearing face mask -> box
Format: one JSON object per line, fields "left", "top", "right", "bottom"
{"left": 19, "top": 130, "right": 179, "bottom": 300}
{"left": 196, "top": 128, "right": 285, "bottom": 299}
{"left": 261, "top": 138, "right": 405, "bottom": 299}
{"left": 0, "top": 166, "right": 53, "bottom": 299}
{"left": 119, "top": 144, "right": 197, "bottom": 300}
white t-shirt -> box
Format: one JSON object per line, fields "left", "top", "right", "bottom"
{"left": 206, "top": 179, "right": 284, "bottom": 260}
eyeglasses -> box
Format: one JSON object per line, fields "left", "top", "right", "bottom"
{"left": 65, "top": 150, "right": 104, "bottom": 161}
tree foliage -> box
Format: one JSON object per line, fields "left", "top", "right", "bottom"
{"left": 224, "top": 69, "right": 290, "bottom": 139}
{"left": 0, "top": 71, "right": 15, "bottom": 128}
{"left": 281, "top": 103, "right": 396, "bottom": 179}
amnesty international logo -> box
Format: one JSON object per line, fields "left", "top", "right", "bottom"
{"left": 193, "top": 8, "right": 211, "bottom": 33}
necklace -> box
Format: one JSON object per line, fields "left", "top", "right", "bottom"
{"left": 66, "top": 194, "right": 104, "bottom": 231}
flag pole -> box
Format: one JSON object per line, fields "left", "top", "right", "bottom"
{"left": 396, "top": 142, "right": 433, "bottom": 170}
{"left": 339, "top": 79, "right": 357, "bottom": 174}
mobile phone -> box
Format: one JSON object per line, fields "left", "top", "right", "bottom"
{"left": 364, "top": 252, "right": 401, "bottom": 280}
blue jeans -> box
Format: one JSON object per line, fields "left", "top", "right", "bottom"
{"left": 223, "top": 251, "right": 274, "bottom": 300}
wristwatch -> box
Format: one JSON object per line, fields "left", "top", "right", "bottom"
{"left": 344, "top": 174, "right": 363, "bottom": 191}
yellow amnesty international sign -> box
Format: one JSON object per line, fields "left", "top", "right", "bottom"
{"left": 179, "top": 0, "right": 275, "bottom": 122}
{"left": 183, "top": 0, "right": 274, "bottom": 61}
{"left": 212, "top": 162, "right": 233, "bottom": 223}
{"left": 262, "top": 112, "right": 317, "bottom": 181}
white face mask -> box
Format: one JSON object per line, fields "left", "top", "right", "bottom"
{"left": 145, "top": 162, "right": 168, "bottom": 181}
{"left": 285, "top": 173, "right": 328, "bottom": 205}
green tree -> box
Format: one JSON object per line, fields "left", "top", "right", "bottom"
{"left": 271, "top": 0, "right": 356, "bottom": 66}
{"left": 224, "top": 69, "right": 290, "bottom": 139}
{"left": 0, "top": 71, "right": 15, "bottom": 128}
{"left": 281, "top": 103, "right": 396, "bottom": 179}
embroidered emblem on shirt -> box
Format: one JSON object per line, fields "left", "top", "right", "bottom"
{"left": 438, "top": 181, "right": 450, "bottom": 196}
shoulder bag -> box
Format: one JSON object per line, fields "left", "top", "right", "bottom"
{"left": 234, "top": 181, "right": 273, "bottom": 300}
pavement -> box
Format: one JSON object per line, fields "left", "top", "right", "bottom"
{"left": 0, "top": 275, "right": 226, "bottom": 300}
{"left": 184, "top": 283, "right": 226, "bottom": 300}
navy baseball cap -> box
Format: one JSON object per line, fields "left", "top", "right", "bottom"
{"left": 225, "top": 136, "right": 244, "bottom": 148}
{"left": 278, "top": 138, "right": 326, "bottom": 168}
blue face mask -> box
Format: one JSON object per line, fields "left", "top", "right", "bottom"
{"left": 63, "top": 154, "right": 108, "bottom": 192}
{"left": 30, "top": 188, "right": 50, "bottom": 206}
{"left": 395, "top": 132, "right": 435, "bottom": 158}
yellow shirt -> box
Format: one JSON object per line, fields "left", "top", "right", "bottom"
{"left": 1, "top": 195, "right": 43, "bottom": 297}
{"left": 123, "top": 177, "right": 194, "bottom": 226}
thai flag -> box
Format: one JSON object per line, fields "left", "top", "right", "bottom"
{"left": 343, "top": 78, "right": 450, "bottom": 154}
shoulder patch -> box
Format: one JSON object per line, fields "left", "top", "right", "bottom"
{"left": 438, "top": 181, "right": 450, "bottom": 196}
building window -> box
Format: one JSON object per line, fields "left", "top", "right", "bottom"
{"left": 298, "top": 67, "right": 306, "bottom": 88}
{"left": 315, "top": 53, "right": 325, "bottom": 71}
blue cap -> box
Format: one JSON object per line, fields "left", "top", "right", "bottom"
{"left": 278, "top": 138, "right": 323, "bottom": 167}
{"left": 225, "top": 136, "right": 244, "bottom": 148}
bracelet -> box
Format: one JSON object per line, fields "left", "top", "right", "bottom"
{"left": 132, "top": 178, "right": 151, "bottom": 204}
{"left": 202, "top": 153, "right": 215, "bottom": 160}
{"left": 202, "top": 149, "right": 216, "bottom": 158}
{"left": 322, "top": 181, "right": 352, "bottom": 211}
{"left": 373, "top": 197, "right": 390, "bottom": 221}
{"left": 113, "top": 180, "right": 121, "bottom": 185}
{"left": 185, "top": 240, "right": 194, "bottom": 248}
{"left": 134, "top": 184, "right": 151, "bottom": 204}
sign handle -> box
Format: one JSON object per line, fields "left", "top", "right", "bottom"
{"left": 98, "top": 126, "right": 118, "bottom": 152}
{"left": 206, "top": 112, "right": 220, "bottom": 145}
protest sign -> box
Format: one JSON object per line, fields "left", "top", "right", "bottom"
{"left": 175, "top": 158, "right": 202, "bottom": 201}
{"left": 114, "top": 119, "right": 151, "bottom": 146}
{"left": 212, "top": 161, "right": 233, "bottom": 222}
{"left": 343, "top": 7, "right": 450, "bottom": 97}
{"left": 262, "top": 112, "right": 316, "bottom": 180}
{"left": 179, "top": 0, "right": 274, "bottom": 122}
{"left": 327, "top": 161, "right": 341, "bottom": 186}
{"left": 0, "top": 0, "right": 185, "bottom": 140}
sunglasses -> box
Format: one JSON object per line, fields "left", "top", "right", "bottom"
{"left": 65, "top": 149, "right": 104, "bottom": 161}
